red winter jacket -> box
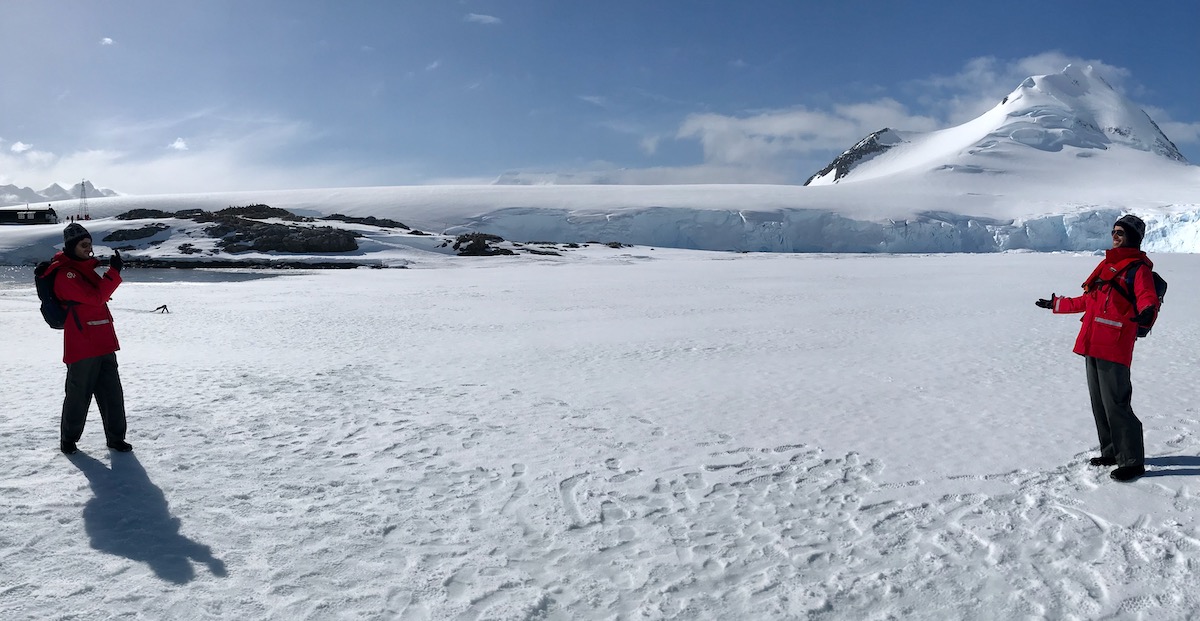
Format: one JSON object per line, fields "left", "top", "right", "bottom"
{"left": 1052, "top": 247, "right": 1157, "bottom": 367}
{"left": 48, "top": 252, "right": 123, "bottom": 364}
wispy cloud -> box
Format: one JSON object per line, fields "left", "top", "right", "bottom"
{"left": 426, "top": 60, "right": 441, "bottom": 72}
{"left": 100, "top": 37, "right": 114, "bottom": 45}
{"left": 578, "top": 95, "right": 608, "bottom": 108}
{"left": 11, "top": 141, "right": 33, "bottom": 153}
{"left": 0, "top": 111, "right": 396, "bottom": 194}
{"left": 464, "top": 13, "right": 502, "bottom": 25}
{"left": 676, "top": 100, "right": 938, "bottom": 167}
{"left": 1156, "top": 118, "right": 1200, "bottom": 146}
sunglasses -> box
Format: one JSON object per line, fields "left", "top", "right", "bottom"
{"left": 1111, "top": 229, "right": 1126, "bottom": 238}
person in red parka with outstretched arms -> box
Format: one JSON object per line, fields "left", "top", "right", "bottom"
{"left": 49, "top": 222, "right": 132, "bottom": 455}
{"left": 1036, "top": 214, "right": 1157, "bottom": 482}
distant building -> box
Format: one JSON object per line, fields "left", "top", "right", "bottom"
{"left": 0, "top": 205, "right": 59, "bottom": 225}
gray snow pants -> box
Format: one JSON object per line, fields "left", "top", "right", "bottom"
{"left": 1085, "top": 355, "right": 1143, "bottom": 468}
{"left": 61, "top": 352, "right": 127, "bottom": 445}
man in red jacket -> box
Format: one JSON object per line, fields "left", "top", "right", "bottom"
{"left": 1036, "top": 215, "right": 1158, "bottom": 482}
{"left": 50, "top": 223, "right": 132, "bottom": 455}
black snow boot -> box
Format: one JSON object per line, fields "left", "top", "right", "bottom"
{"left": 1088, "top": 456, "right": 1117, "bottom": 467}
{"left": 60, "top": 440, "right": 78, "bottom": 455}
{"left": 1109, "top": 465, "right": 1145, "bottom": 482}
{"left": 106, "top": 440, "right": 133, "bottom": 452}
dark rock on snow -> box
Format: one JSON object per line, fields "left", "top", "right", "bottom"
{"left": 103, "top": 223, "right": 170, "bottom": 242}
{"left": 453, "top": 233, "right": 514, "bottom": 256}
{"left": 323, "top": 214, "right": 410, "bottom": 230}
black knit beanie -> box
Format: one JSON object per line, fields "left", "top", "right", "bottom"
{"left": 63, "top": 222, "right": 92, "bottom": 256}
{"left": 1114, "top": 214, "right": 1146, "bottom": 247}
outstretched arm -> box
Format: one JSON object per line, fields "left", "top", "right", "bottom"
{"left": 1050, "top": 293, "right": 1086, "bottom": 314}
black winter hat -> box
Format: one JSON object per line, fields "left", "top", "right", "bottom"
{"left": 63, "top": 222, "right": 92, "bottom": 256}
{"left": 1114, "top": 214, "right": 1146, "bottom": 247}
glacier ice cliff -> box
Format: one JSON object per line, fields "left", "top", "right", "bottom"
{"left": 445, "top": 207, "right": 1198, "bottom": 254}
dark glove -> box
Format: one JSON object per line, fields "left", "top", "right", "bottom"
{"left": 1133, "top": 306, "right": 1155, "bottom": 325}
{"left": 1035, "top": 295, "right": 1056, "bottom": 309}
{"left": 109, "top": 250, "right": 123, "bottom": 273}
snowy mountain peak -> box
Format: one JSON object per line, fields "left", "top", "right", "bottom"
{"left": 806, "top": 64, "right": 1189, "bottom": 186}
{"left": 999, "top": 64, "right": 1185, "bottom": 161}
{"left": 39, "top": 183, "right": 73, "bottom": 201}
{"left": 0, "top": 180, "right": 118, "bottom": 207}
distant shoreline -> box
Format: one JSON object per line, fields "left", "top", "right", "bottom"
{"left": 123, "top": 258, "right": 384, "bottom": 270}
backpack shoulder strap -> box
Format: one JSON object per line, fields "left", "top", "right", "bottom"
{"left": 1108, "top": 260, "right": 1146, "bottom": 308}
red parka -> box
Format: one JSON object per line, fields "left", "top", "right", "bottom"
{"left": 48, "top": 251, "right": 123, "bottom": 364}
{"left": 1052, "top": 247, "right": 1157, "bottom": 367}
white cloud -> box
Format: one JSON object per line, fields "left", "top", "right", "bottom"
{"left": 168, "top": 138, "right": 189, "bottom": 151}
{"left": 495, "top": 163, "right": 792, "bottom": 185}
{"left": 100, "top": 37, "right": 114, "bottom": 45}
{"left": 11, "top": 142, "right": 33, "bottom": 153}
{"left": 24, "top": 150, "right": 56, "bottom": 166}
{"left": 676, "top": 100, "right": 938, "bottom": 167}
{"left": 464, "top": 13, "right": 502, "bottom": 25}
{"left": 426, "top": 60, "right": 441, "bottom": 72}
{"left": 1157, "top": 120, "right": 1200, "bottom": 146}
{"left": 640, "top": 136, "right": 661, "bottom": 155}
{"left": 612, "top": 164, "right": 792, "bottom": 184}
{"left": 0, "top": 140, "right": 404, "bottom": 195}
{"left": 1144, "top": 106, "right": 1200, "bottom": 147}
{"left": 0, "top": 111, "right": 407, "bottom": 194}
{"left": 578, "top": 95, "right": 607, "bottom": 108}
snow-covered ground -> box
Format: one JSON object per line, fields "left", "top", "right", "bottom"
{"left": 3, "top": 248, "right": 1199, "bottom": 620}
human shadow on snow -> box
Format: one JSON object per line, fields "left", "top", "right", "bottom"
{"left": 69, "top": 451, "right": 227, "bottom": 584}
{"left": 1143, "top": 455, "right": 1200, "bottom": 478}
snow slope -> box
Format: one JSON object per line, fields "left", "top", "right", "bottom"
{"left": 2, "top": 250, "right": 1200, "bottom": 619}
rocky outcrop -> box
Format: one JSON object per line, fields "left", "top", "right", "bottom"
{"left": 116, "top": 209, "right": 175, "bottom": 220}
{"left": 114, "top": 205, "right": 360, "bottom": 254}
{"left": 209, "top": 220, "right": 359, "bottom": 253}
{"left": 804, "top": 128, "right": 904, "bottom": 185}
{"left": 323, "top": 214, "right": 410, "bottom": 229}
{"left": 452, "top": 233, "right": 515, "bottom": 256}
{"left": 211, "top": 204, "right": 313, "bottom": 222}
{"left": 102, "top": 223, "right": 170, "bottom": 241}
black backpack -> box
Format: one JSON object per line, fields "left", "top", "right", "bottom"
{"left": 33, "top": 261, "right": 78, "bottom": 330}
{"left": 1109, "top": 261, "right": 1167, "bottom": 338}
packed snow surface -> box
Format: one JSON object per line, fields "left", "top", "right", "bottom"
{"left": 2, "top": 249, "right": 1200, "bottom": 619}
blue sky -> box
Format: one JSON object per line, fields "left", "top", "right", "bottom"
{"left": 2, "top": 0, "right": 1198, "bottom": 194}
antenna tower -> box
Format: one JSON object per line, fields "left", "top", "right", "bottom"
{"left": 78, "top": 179, "right": 90, "bottom": 220}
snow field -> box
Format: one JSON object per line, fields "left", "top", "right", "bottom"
{"left": 2, "top": 251, "right": 1200, "bottom": 619}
